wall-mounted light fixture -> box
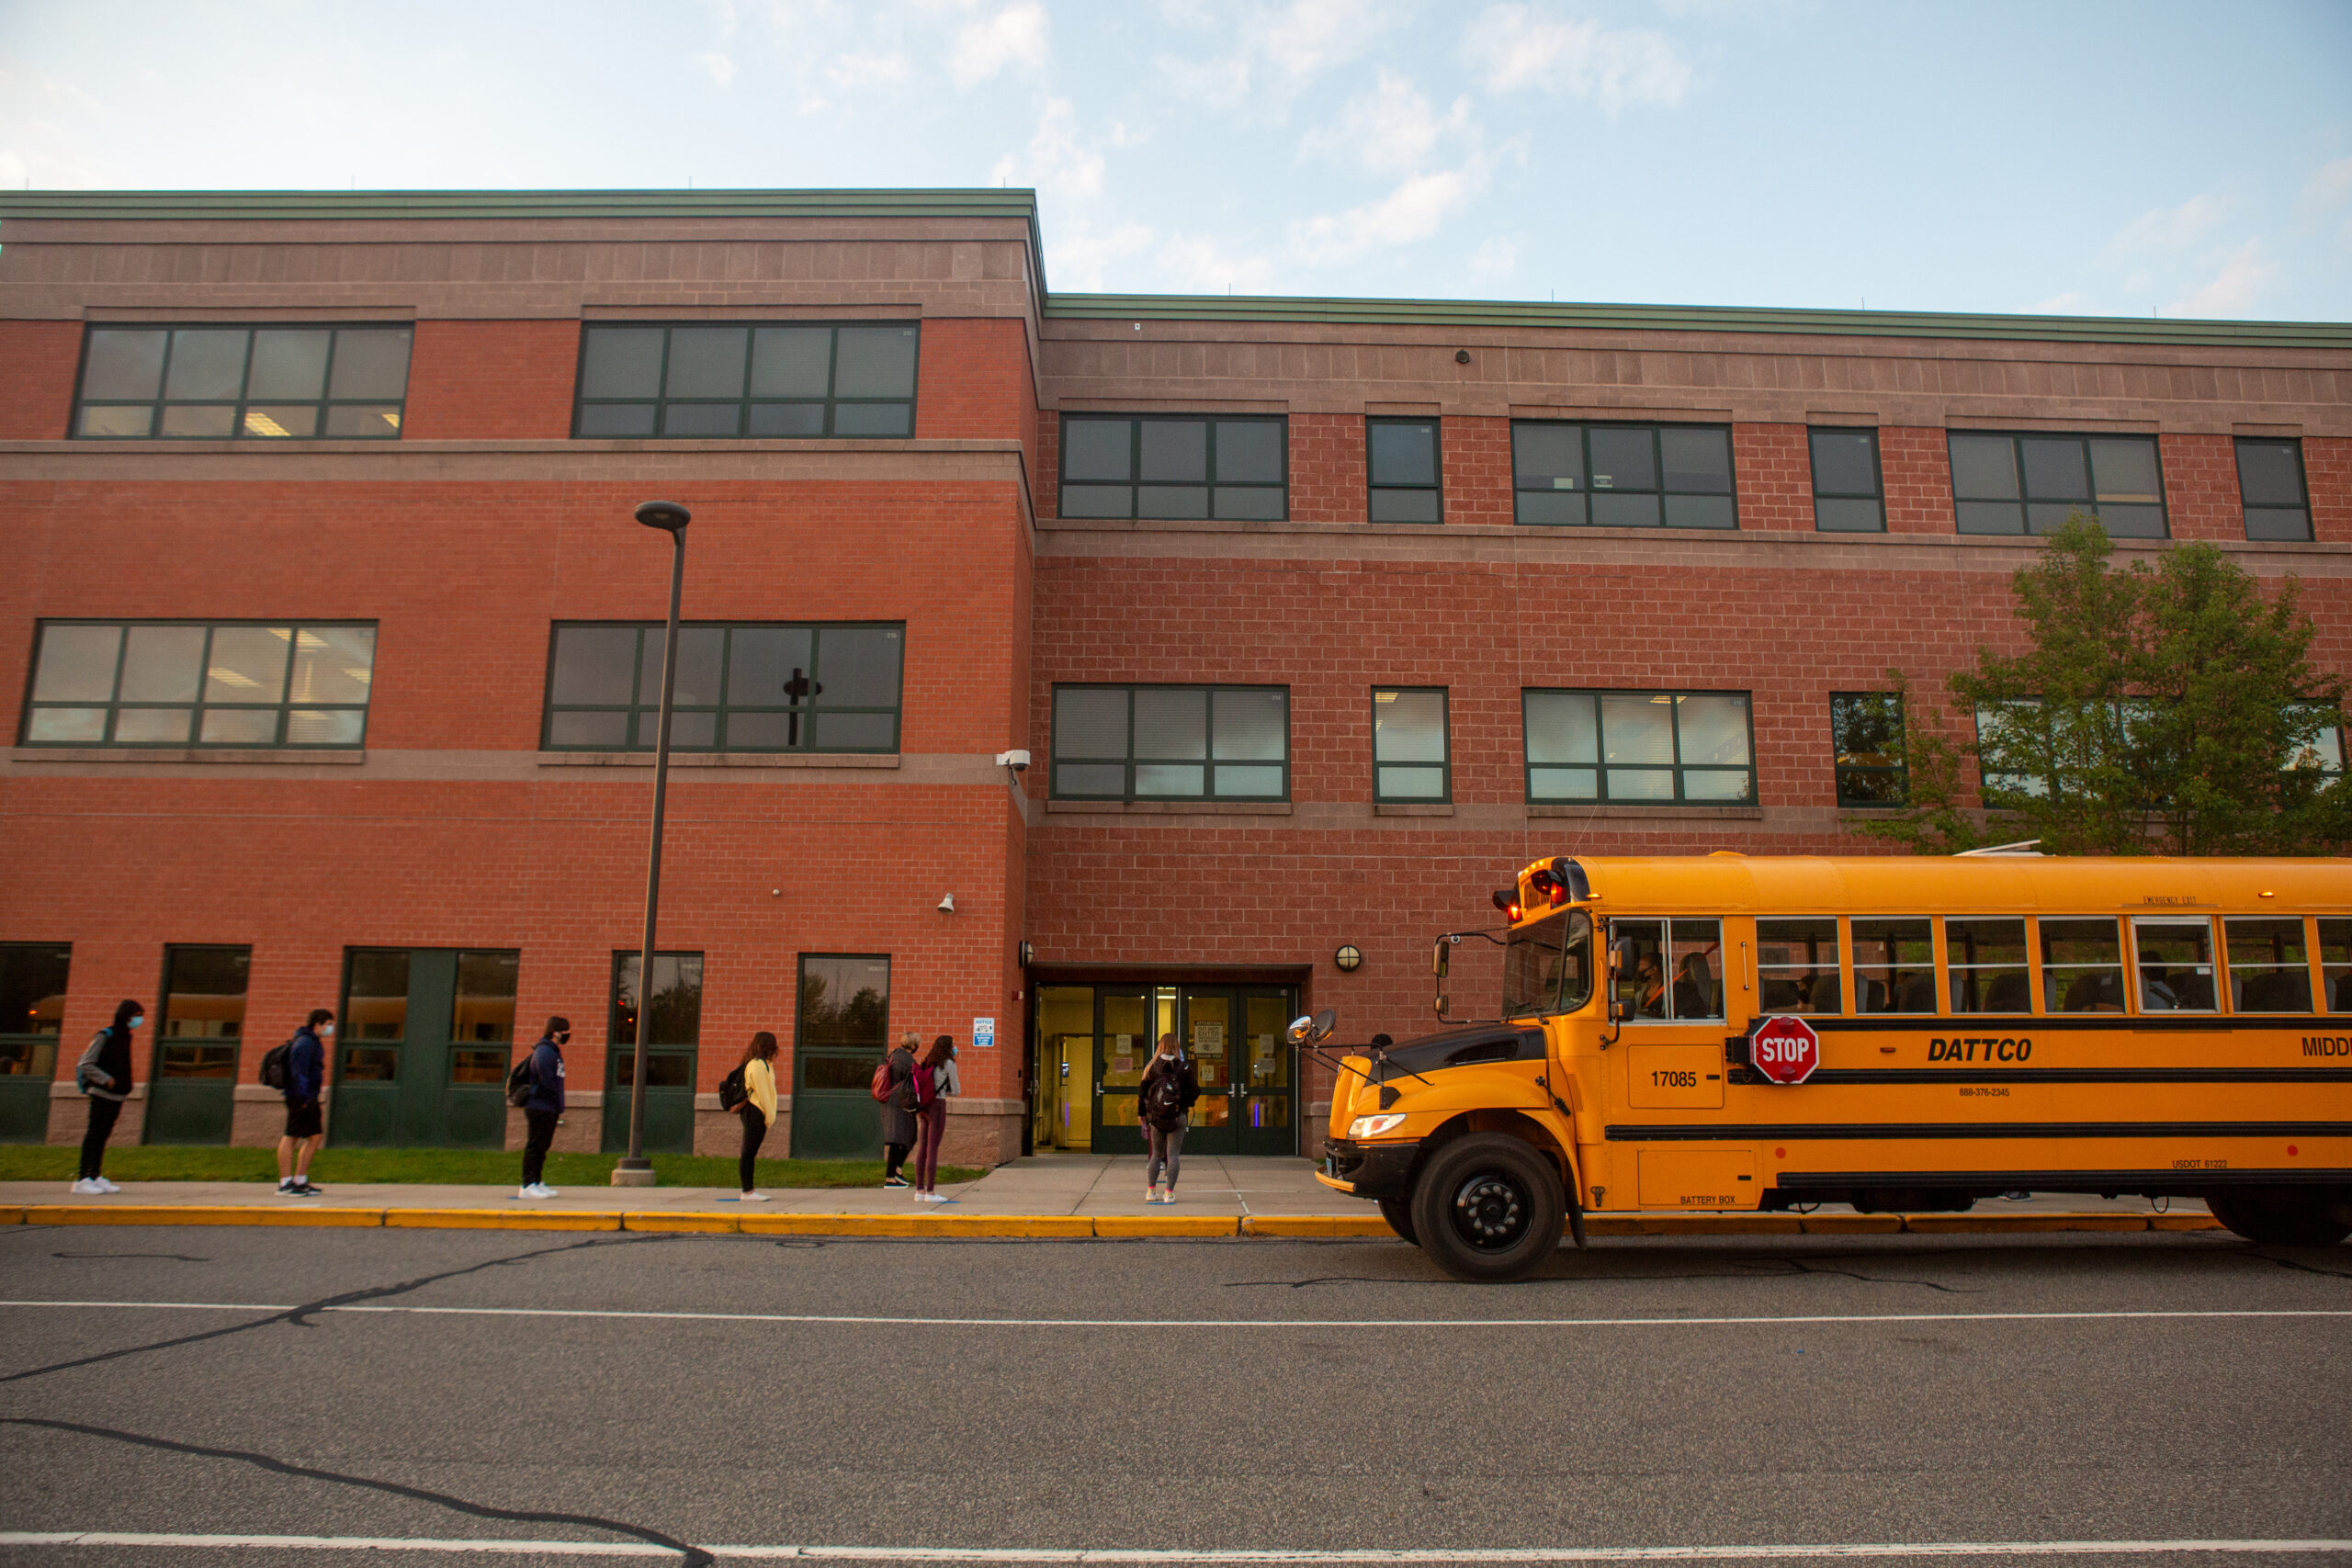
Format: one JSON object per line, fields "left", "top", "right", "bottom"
{"left": 1018, "top": 941, "right": 1035, "bottom": 967}
{"left": 937, "top": 894, "right": 956, "bottom": 914}
{"left": 1334, "top": 944, "right": 1363, "bottom": 973}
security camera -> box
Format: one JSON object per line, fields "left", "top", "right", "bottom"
{"left": 995, "top": 750, "right": 1031, "bottom": 772}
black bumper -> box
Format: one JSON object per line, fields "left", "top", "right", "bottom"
{"left": 1322, "top": 1138, "right": 1419, "bottom": 1201}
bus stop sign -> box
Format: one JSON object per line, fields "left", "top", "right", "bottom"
{"left": 1750, "top": 1015, "right": 1820, "bottom": 1085}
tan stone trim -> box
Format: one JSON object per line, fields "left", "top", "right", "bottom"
{"left": 1053, "top": 397, "right": 1290, "bottom": 413}
{"left": 581, "top": 303, "right": 924, "bottom": 321}
{"left": 1374, "top": 803, "right": 1454, "bottom": 817}
{"left": 1805, "top": 410, "right": 1886, "bottom": 425}
{"left": 537, "top": 751, "right": 899, "bottom": 770}
{"left": 1946, "top": 412, "right": 2162, "bottom": 433}
{"left": 945, "top": 1099, "right": 1023, "bottom": 1115}
{"left": 0, "top": 749, "right": 1023, "bottom": 786}
{"left": 85, "top": 305, "right": 420, "bottom": 322}
{"left": 2233, "top": 423, "right": 2304, "bottom": 437}
{"left": 1509, "top": 403, "right": 1736, "bottom": 422}
{"left": 1366, "top": 401, "right": 1442, "bottom": 416}
{"left": 1044, "top": 799, "right": 1295, "bottom": 816}
{"left": 1528, "top": 804, "right": 1764, "bottom": 820}
{"left": 51, "top": 1080, "right": 145, "bottom": 1100}
{"left": 12, "top": 747, "right": 365, "bottom": 766}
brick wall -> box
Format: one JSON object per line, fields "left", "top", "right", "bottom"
{"left": 402, "top": 320, "right": 578, "bottom": 439}
{"left": 1881, "top": 426, "right": 1957, "bottom": 535}
{"left": 1442, "top": 415, "right": 1513, "bottom": 527}
{"left": 1734, "top": 423, "right": 1812, "bottom": 532}
{"left": 2307, "top": 437, "right": 2351, "bottom": 545}
{"left": 1289, "top": 412, "right": 1365, "bottom": 523}
{"left": 2161, "top": 432, "right": 2241, "bottom": 542}
{"left": 914, "top": 317, "right": 1035, "bottom": 446}
{"left": 0, "top": 319, "right": 83, "bottom": 440}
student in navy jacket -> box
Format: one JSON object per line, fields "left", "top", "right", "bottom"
{"left": 518, "top": 1017, "right": 570, "bottom": 1200}
{"left": 277, "top": 1009, "right": 333, "bottom": 1196}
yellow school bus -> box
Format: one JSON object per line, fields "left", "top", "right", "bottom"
{"left": 1313, "top": 854, "right": 2352, "bottom": 1280}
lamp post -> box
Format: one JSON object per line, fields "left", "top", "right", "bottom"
{"left": 614, "top": 499, "right": 691, "bottom": 1188}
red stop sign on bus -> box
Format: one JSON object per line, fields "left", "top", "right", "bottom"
{"left": 1749, "top": 1015, "right": 1820, "bottom": 1085}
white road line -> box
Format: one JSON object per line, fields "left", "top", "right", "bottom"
{"left": 0, "top": 1531, "right": 2348, "bottom": 1560}
{"left": 3, "top": 1300, "right": 2351, "bottom": 1330}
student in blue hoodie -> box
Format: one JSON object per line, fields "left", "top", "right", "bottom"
{"left": 518, "top": 1017, "right": 569, "bottom": 1200}
{"left": 277, "top": 1009, "right": 333, "bottom": 1197}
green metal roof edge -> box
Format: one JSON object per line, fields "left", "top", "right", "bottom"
{"left": 1043, "top": 292, "right": 2352, "bottom": 349}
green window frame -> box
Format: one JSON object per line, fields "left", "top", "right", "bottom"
{"left": 1367, "top": 418, "right": 1442, "bottom": 523}
{"left": 1373, "top": 687, "right": 1450, "bottom": 803}
{"left": 1524, "top": 689, "right": 1757, "bottom": 805}
{"left": 2235, "top": 437, "right": 2312, "bottom": 542}
{"left": 1831, "top": 692, "right": 1908, "bottom": 807}
{"left": 1810, "top": 428, "right": 1885, "bottom": 533}
{"left": 796, "top": 953, "right": 894, "bottom": 1091}
{"left": 154, "top": 944, "right": 250, "bottom": 1078}
{"left": 610, "top": 952, "right": 703, "bottom": 1089}
{"left": 1057, "top": 414, "right": 1287, "bottom": 521}
{"left": 1510, "top": 420, "right": 1736, "bottom": 529}
{"left": 571, "top": 321, "right": 919, "bottom": 439}
{"left": 1948, "top": 432, "right": 2167, "bottom": 538}
{"left": 542, "top": 622, "right": 903, "bottom": 753}
{"left": 20, "top": 620, "right": 377, "bottom": 749}
{"left": 0, "top": 943, "right": 71, "bottom": 1084}
{"left": 73, "top": 323, "right": 410, "bottom": 440}
{"left": 1051, "top": 684, "right": 1290, "bottom": 801}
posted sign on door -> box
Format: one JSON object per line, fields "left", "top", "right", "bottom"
{"left": 1749, "top": 1015, "right": 1820, "bottom": 1085}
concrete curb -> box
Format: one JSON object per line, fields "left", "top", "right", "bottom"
{"left": 1, "top": 1204, "right": 2224, "bottom": 1237}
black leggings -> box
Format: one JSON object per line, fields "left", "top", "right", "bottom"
{"left": 521, "top": 1109, "right": 560, "bottom": 1186}
{"left": 79, "top": 1096, "right": 123, "bottom": 1180}
{"left": 884, "top": 1142, "right": 910, "bottom": 1179}
{"left": 738, "top": 1106, "right": 768, "bottom": 1191}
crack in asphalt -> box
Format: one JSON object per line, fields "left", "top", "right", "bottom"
{"left": 50, "top": 1251, "right": 212, "bottom": 1262}
{"left": 0, "top": 1232, "right": 683, "bottom": 1385}
{"left": 2253, "top": 1249, "right": 2352, "bottom": 1280}
{"left": 0, "top": 1416, "right": 714, "bottom": 1566}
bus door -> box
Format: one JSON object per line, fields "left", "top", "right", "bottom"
{"left": 1609, "top": 917, "right": 1750, "bottom": 1208}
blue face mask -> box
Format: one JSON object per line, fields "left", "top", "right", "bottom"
{"left": 127, "top": 1017, "right": 144, "bottom": 1030}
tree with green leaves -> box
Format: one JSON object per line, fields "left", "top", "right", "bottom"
{"left": 1859, "top": 515, "right": 2350, "bottom": 856}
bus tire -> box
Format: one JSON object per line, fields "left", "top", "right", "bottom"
{"left": 1378, "top": 1197, "right": 1419, "bottom": 1247}
{"left": 2205, "top": 1187, "right": 2352, "bottom": 1247}
{"left": 1410, "top": 1133, "right": 1565, "bottom": 1283}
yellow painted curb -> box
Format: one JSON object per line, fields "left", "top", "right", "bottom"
{"left": 1904, "top": 1213, "right": 2147, "bottom": 1233}
{"left": 1096, "top": 1216, "right": 1238, "bottom": 1237}
{"left": 384, "top": 1208, "right": 621, "bottom": 1231}
{"left": 1589, "top": 1213, "right": 1805, "bottom": 1235}
{"left": 0, "top": 1207, "right": 28, "bottom": 1225}
{"left": 21, "top": 1204, "right": 386, "bottom": 1228}
{"left": 2149, "top": 1212, "right": 2224, "bottom": 1231}
{"left": 621, "top": 1212, "right": 741, "bottom": 1234}
{"left": 1798, "top": 1213, "right": 1906, "bottom": 1233}
{"left": 1241, "top": 1215, "right": 1396, "bottom": 1238}
{"left": 737, "top": 1213, "right": 1092, "bottom": 1237}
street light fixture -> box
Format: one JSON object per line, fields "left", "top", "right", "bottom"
{"left": 615, "top": 500, "right": 691, "bottom": 1188}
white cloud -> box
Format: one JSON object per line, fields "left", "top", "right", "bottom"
{"left": 1461, "top": 3, "right": 1690, "bottom": 113}
{"left": 696, "top": 52, "right": 737, "bottom": 85}
{"left": 1048, "top": 220, "right": 1157, "bottom": 292}
{"left": 1155, "top": 231, "right": 1279, "bottom": 293}
{"left": 1302, "top": 70, "right": 1472, "bottom": 176}
{"left": 1468, "top": 237, "right": 1517, "bottom": 278}
{"left": 2030, "top": 290, "right": 2090, "bottom": 314}
{"left": 1290, "top": 164, "right": 1486, "bottom": 265}
{"left": 950, "top": 1, "right": 1048, "bottom": 88}
{"left": 2303, "top": 155, "right": 2352, "bottom": 209}
{"left": 2109, "top": 194, "right": 2221, "bottom": 258}
{"left": 826, "top": 51, "right": 910, "bottom": 88}
{"left": 1159, "top": 0, "right": 1396, "bottom": 111}
{"left": 989, "top": 97, "right": 1106, "bottom": 201}
{"left": 2165, "top": 240, "right": 2277, "bottom": 318}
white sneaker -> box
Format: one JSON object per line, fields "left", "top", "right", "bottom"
{"left": 537, "top": 1183, "right": 560, "bottom": 1199}
{"left": 1159, "top": 1190, "right": 1177, "bottom": 1204}
{"left": 918, "top": 1191, "right": 947, "bottom": 1203}
{"left": 95, "top": 1177, "right": 120, "bottom": 1193}
{"left": 519, "top": 1182, "right": 556, "bottom": 1200}
{"left": 740, "top": 1191, "right": 769, "bottom": 1202}
{"left": 70, "top": 1178, "right": 104, "bottom": 1195}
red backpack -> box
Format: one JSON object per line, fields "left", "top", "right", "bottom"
{"left": 907, "top": 1063, "right": 936, "bottom": 1110}
{"left": 868, "top": 1059, "right": 895, "bottom": 1103}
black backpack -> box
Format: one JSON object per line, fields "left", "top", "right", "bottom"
{"left": 1143, "top": 1068, "right": 1186, "bottom": 1126}
{"left": 504, "top": 1057, "right": 534, "bottom": 1109}
{"left": 718, "top": 1066, "right": 748, "bottom": 1111}
{"left": 259, "top": 1039, "right": 293, "bottom": 1092}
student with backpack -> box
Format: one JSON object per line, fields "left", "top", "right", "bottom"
{"left": 516, "top": 1017, "right": 569, "bottom": 1200}
{"left": 910, "top": 1032, "right": 956, "bottom": 1202}
{"left": 720, "top": 1032, "right": 780, "bottom": 1201}
{"left": 877, "top": 1031, "right": 919, "bottom": 1188}
{"left": 1136, "top": 1032, "right": 1199, "bottom": 1204}
{"left": 69, "top": 999, "right": 141, "bottom": 1195}
{"left": 275, "top": 1009, "right": 332, "bottom": 1197}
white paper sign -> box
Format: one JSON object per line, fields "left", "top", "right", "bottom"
{"left": 1193, "top": 1021, "right": 1227, "bottom": 1056}
{"left": 972, "top": 1017, "right": 996, "bottom": 1049}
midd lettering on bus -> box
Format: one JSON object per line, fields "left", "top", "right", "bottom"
{"left": 1928, "top": 1036, "right": 2032, "bottom": 1062}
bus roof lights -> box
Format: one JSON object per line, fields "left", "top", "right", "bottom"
{"left": 1491, "top": 887, "right": 1522, "bottom": 922}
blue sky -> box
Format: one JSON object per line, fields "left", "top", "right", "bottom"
{"left": 2, "top": 0, "right": 2347, "bottom": 320}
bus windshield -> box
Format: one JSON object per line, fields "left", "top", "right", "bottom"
{"left": 1501, "top": 910, "right": 1594, "bottom": 1019}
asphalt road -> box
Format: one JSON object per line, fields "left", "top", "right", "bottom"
{"left": 0, "top": 1224, "right": 2347, "bottom": 1566}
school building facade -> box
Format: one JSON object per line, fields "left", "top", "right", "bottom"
{"left": 1, "top": 188, "right": 2346, "bottom": 1169}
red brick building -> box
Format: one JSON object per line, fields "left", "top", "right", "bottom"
{"left": 1, "top": 190, "right": 2345, "bottom": 1168}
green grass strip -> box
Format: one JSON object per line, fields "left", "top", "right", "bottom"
{"left": 0, "top": 1145, "right": 982, "bottom": 1190}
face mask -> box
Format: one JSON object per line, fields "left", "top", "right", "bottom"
{"left": 127, "top": 1017, "right": 143, "bottom": 1030}
{"left": 321, "top": 1025, "right": 335, "bottom": 1038}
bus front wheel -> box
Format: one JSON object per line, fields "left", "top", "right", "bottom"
{"left": 1378, "top": 1197, "right": 1419, "bottom": 1247}
{"left": 2205, "top": 1187, "right": 2352, "bottom": 1247}
{"left": 1410, "top": 1134, "right": 1566, "bottom": 1282}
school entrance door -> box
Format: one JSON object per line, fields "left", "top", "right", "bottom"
{"left": 1031, "top": 983, "right": 1296, "bottom": 1157}
{"left": 333, "top": 949, "right": 518, "bottom": 1148}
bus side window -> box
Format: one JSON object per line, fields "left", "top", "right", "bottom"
{"left": 2041, "top": 919, "right": 2125, "bottom": 1013}
{"left": 1758, "top": 918, "right": 1840, "bottom": 1014}
{"left": 1946, "top": 918, "right": 2030, "bottom": 1013}
{"left": 2323, "top": 919, "right": 2352, "bottom": 1014}
{"left": 1668, "top": 919, "right": 1724, "bottom": 1021}
{"left": 2226, "top": 918, "right": 2312, "bottom": 1014}
{"left": 1612, "top": 920, "right": 1667, "bottom": 1018}
{"left": 1854, "top": 918, "right": 1934, "bottom": 1013}
{"left": 2132, "top": 919, "right": 2217, "bottom": 1012}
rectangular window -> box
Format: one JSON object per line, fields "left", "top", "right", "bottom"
{"left": 1944, "top": 918, "right": 2030, "bottom": 1013}
{"left": 1948, "top": 432, "right": 2166, "bottom": 538}
{"left": 0, "top": 943, "right": 71, "bottom": 1082}
{"left": 797, "top": 954, "right": 893, "bottom": 1089}
{"left": 157, "top": 945, "right": 250, "bottom": 1077}
{"left": 2226, "top": 918, "right": 2312, "bottom": 1014}
{"left": 542, "top": 622, "right": 901, "bottom": 752}
{"left": 1058, "top": 414, "right": 1287, "bottom": 521}
{"left": 611, "top": 952, "right": 703, "bottom": 1088}
{"left": 2320, "top": 919, "right": 2352, "bottom": 1014}
{"left": 1810, "top": 428, "right": 1884, "bottom": 533}
{"left": 2235, "top": 438, "right": 2312, "bottom": 542}
{"left": 1367, "top": 418, "right": 1442, "bottom": 523}
{"left": 1831, "top": 692, "right": 1907, "bottom": 807}
{"left": 74, "top": 324, "right": 410, "bottom": 440}
{"left": 1511, "top": 421, "right": 1736, "bottom": 529}
{"left": 1372, "top": 687, "right": 1449, "bottom": 802}
{"left": 1523, "top": 690, "right": 1755, "bottom": 805}
{"left": 2041, "top": 918, "right": 2125, "bottom": 1013}
{"left": 22, "top": 621, "right": 376, "bottom": 749}
{"left": 572, "top": 322, "right": 917, "bottom": 439}
{"left": 1610, "top": 918, "right": 1724, "bottom": 1021}
{"left": 1758, "top": 919, "right": 1841, "bottom": 1015}
{"left": 1050, "top": 685, "right": 1288, "bottom": 801}
{"left": 2288, "top": 703, "right": 2346, "bottom": 780}
{"left": 2132, "top": 918, "right": 2217, "bottom": 1012}
{"left": 1852, "top": 918, "right": 1936, "bottom": 1013}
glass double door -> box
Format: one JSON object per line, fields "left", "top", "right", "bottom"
{"left": 334, "top": 949, "right": 518, "bottom": 1148}
{"left": 1034, "top": 984, "right": 1295, "bottom": 1156}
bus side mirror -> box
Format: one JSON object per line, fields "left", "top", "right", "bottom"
{"left": 1432, "top": 994, "right": 1450, "bottom": 1020}
{"left": 1610, "top": 998, "right": 1632, "bottom": 1024}
{"left": 1286, "top": 1010, "right": 1337, "bottom": 1046}
{"left": 1431, "top": 938, "right": 1450, "bottom": 979}
{"left": 1610, "top": 938, "right": 1634, "bottom": 974}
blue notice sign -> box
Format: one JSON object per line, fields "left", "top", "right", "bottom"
{"left": 972, "top": 1017, "right": 996, "bottom": 1049}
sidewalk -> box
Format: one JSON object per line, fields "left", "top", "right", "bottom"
{"left": 0, "top": 1155, "right": 2218, "bottom": 1235}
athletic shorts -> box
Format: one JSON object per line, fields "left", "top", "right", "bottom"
{"left": 284, "top": 1098, "right": 323, "bottom": 1139}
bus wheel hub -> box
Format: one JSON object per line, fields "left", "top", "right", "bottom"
{"left": 1454, "top": 1175, "right": 1525, "bottom": 1245}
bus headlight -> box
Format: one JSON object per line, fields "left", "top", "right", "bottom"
{"left": 1348, "top": 1113, "right": 1407, "bottom": 1138}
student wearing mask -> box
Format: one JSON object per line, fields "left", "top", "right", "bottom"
{"left": 879, "top": 1031, "right": 919, "bottom": 1188}
{"left": 277, "top": 1009, "right": 333, "bottom": 1197}
{"left": 517, "top": 1017, "right": 569, "bottom": 1200}
{"left": 1136, "top": 1032, "right": 1199, "bottom": 1204}
{"left": 71, "top": 1000, "right": 141, "bottom": 1195}
{"left": 910, "top": 1033, "right": 955, "bottom": 1202}
{"left": 734, "top": 1031, "right": 780, "bottom": 1201}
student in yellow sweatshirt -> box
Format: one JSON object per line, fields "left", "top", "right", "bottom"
{"left": 732, "top": 1032, "right": 781, "bottom": 1201}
